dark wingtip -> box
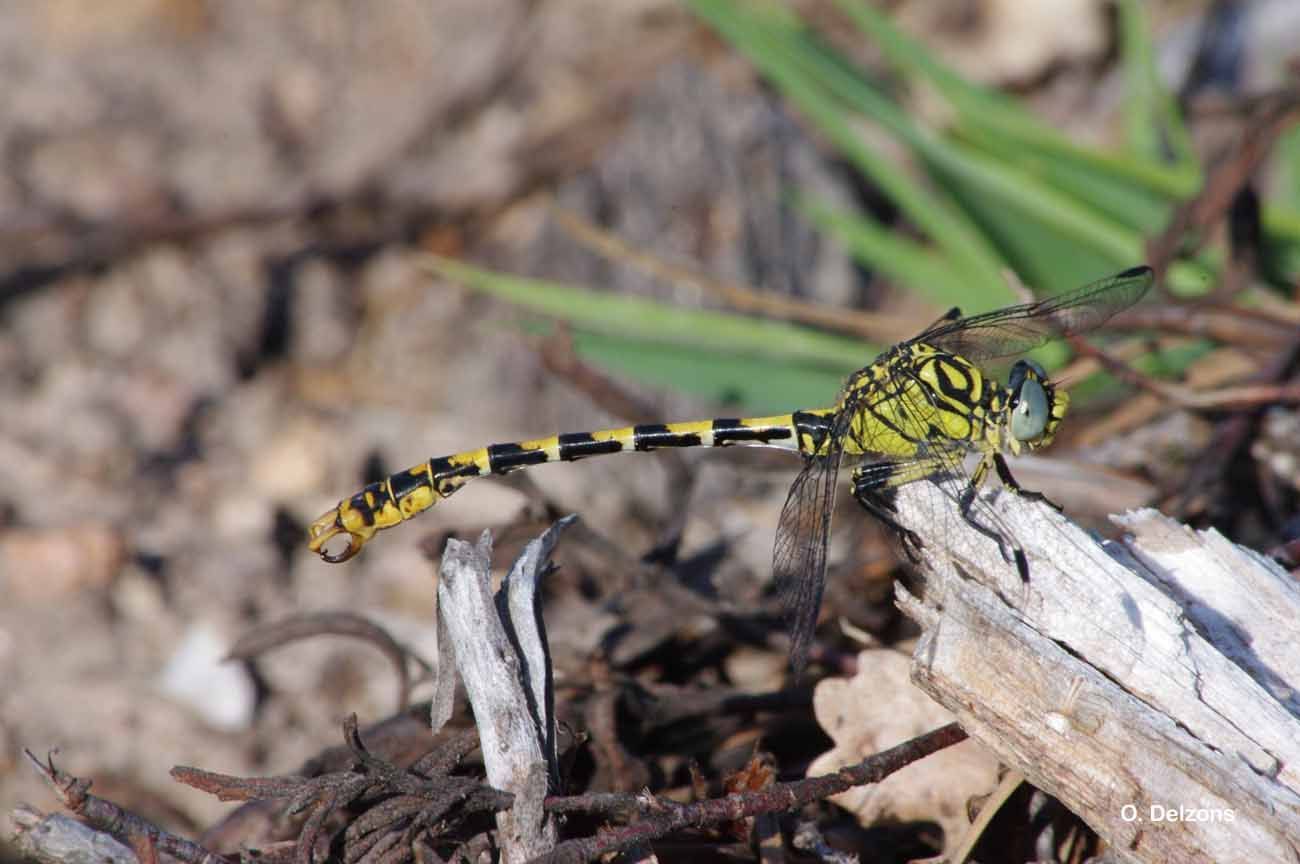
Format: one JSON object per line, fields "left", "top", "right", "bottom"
{"left": 1117, "top": 264, "right": 1154, "bottom": 279}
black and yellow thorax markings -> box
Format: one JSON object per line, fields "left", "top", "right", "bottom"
{"left": 309, "top": 414, "right": 835, "bottom": 562}
{"left": 835, "top": 344, "right": 1017, "bottom": 457}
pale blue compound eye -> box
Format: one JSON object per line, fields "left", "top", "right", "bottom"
{"left": 1011, "top": 377, "right": 1049, "bottom": 441}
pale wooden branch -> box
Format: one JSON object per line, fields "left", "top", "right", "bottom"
{"left": 9, "top": 807, "right": 135, "bottom": 864}
{"left": 434, "top": 520, "right": 572, "bottom": 864}
{"left": 890, "top": 481, "right": 1300, "bottom": 864}
{"left": 496, "top": 516, "right": 573, "bottom": 792}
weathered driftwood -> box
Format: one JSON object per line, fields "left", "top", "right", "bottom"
{"left": 9, "top": 807, "right": 136, "bottom": 864}
{"left": 890, "top": 481, "right": 1300, "bottom": 863}
{"left": 434, "top": 518, "right": 573, "bottom": 864}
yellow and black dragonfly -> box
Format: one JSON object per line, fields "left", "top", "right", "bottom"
{"left": 309, "top": 265, "right": 1153, "bottom": 669}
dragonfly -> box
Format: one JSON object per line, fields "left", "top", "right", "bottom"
{"left": 309, "top": 265, "right": 1153, "bottom": 671}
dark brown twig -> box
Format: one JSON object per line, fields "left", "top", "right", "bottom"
{"left": 175, "top": 715, "right": 510, "bottom": 864}
{"left": 543, "top": 791, "right": 660, "bottom": 818}
{"left": 1068, "top": 337, "right": 1300, "bottom": 410}
{"left": 195, "top": 710, "right": 437, "bottom": 852}
{"left": 1146, "top": 90, "right": 1300, "bottom": 281}
{"left": 533, "top": 722, "right": 968, "bottom": 863}
{"left": 25, "top": 750, "right": 231, "bottom": 864}
{"left": 227, "top": 611, "right": 431, "bottom": 712}
{"left": 1116, "top": 304, "right": 1296, "bottom": 350}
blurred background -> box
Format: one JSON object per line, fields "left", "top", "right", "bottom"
{"left": 3, "top": 1, "right": 1299, "bottom": 860}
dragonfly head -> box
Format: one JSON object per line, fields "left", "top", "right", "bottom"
{"left": 1006, "top": 359, "right": 1068, "bottom": 451}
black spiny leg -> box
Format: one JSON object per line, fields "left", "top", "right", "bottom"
{"left": 850, "top": 463, "right": 924, "bottom": 563}
{"left": 993, "top": 453, "right": 1063, "bottom": 512}
{"left": 956, "top": 480, "right": 1029, "bottom": 581}
{"left": 853, "top": 458, "right": 1032, "bottom": 581}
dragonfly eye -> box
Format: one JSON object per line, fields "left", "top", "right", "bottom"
{"left": 1010, "top": 371, "right": 1050, "bottom": 441}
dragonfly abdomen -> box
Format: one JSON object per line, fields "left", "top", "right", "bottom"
{"left": 308, "top": 413, "right": 824, "bottom": 562}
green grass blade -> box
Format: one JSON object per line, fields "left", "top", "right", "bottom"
{"left": 957, "top": 125, "right": 1175, "bottom": 235}
{"left": 1261, "top": 205, "right": 1300, "bottom": 285}
{"left": 836, "top": 0, "right": 1200, "bottom": 197}
{"left": 568, "top": 329, "right": 852, "bottom": 414}
{"left": 420, "top": 255, "right": 875, "bottom": 369}
{"left": 797, "top": 197, "right": 973, "bottom": 309}
{"left": 1117, "top": 0, "right": 1197, "bottom": 168}
{"left": 919, "top": 139, "right": 1145, "bottom": 273}
{"left": 686, "top": 0, "right": 1009, "bottom": 298}
{"left": 1278, "top": 125, "right": 1300, "bottom": 212}
{"left": 768, "top": 28, "right": 1147, "bottom": 278}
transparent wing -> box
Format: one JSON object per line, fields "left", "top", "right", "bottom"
{"left": 916, "top": 265, "right": 1153, "bottom": 361}
{"left": 771, "top": 362, "right": 912, "bottom": 672}
{"left": 772, "top": 445, "right": 841, "bottom": 676}
{"left": 771, "top": 271, "right": 1149, "bottom": 670}
{"left": 772, "top": 374, "right": 879, "bottom": 674}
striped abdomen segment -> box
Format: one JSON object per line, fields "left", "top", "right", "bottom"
{"left": 308, "top": 412, "right": 832, "bottom": 563}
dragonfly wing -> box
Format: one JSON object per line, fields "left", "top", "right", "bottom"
{"left": 917, "top": 265, "right": 1153, "bottom": 361}
{"left": 772, "top": 383, "right": 869, "bottom": 674}
{"left": 772, "top": 447, "right": 840, "bottom": 675}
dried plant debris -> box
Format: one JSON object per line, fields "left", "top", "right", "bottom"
{"left": 172, "top": 716, "right": 509, "bottom": 864}
{"left": 21, "top": 750, "right": 227, "bottom": 864}
{"left": 20, "top": 709, "right": 970, "bottom": 864}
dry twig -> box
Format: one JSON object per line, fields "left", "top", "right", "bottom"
{"left": 227, "top": 611, "right": 430, "bottom": 713}
{"left": 531, "top": 723, "right": 966, "bottom": 864}
{"left": 24, "top": 750, "right": 228, "bottom": 864}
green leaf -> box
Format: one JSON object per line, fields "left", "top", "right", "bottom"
{"left": 1261, "top": 206, "right": 1300, "bottom": 285}
{"left": 685, "top": 0, "right": 1009, "bottom": 297}
{"left": 421, "top": 255, "right": 875, "bottom": 370}
{"left": 957, "top": 124, "right": 1176, "bottom": 235}
{"left": 722, "top": 9, "right": 1148, "bottom": 284}
{"left": 1117, "top": 0, "right": 1197, "bottom": 169}
{"left": 568, "top": 329, "right": 852, "bottom": 414}
{"left": 917, "top": 138, "right": 1145, "bottom": 277}
{"left": 1281, "top": 125, "right": 1300, "bottom": 211}
{"left": 835, "top": 0, "right": 1200, "bottom": 197}
{"left": 796, "top": 198, "right": 976, "bottom": 309}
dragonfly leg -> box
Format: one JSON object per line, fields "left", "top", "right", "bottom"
{"left": 956, "top": 481, "right": 1030, "bottom": 580}
{"left": 993, "top": 453, "right": 1062, "bottom": 512}
{"left": 849, "top": 464, "right": 924, "bottom": 561}
{"left": 854, "top": 457, "right": 1031, "bottom": 580}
